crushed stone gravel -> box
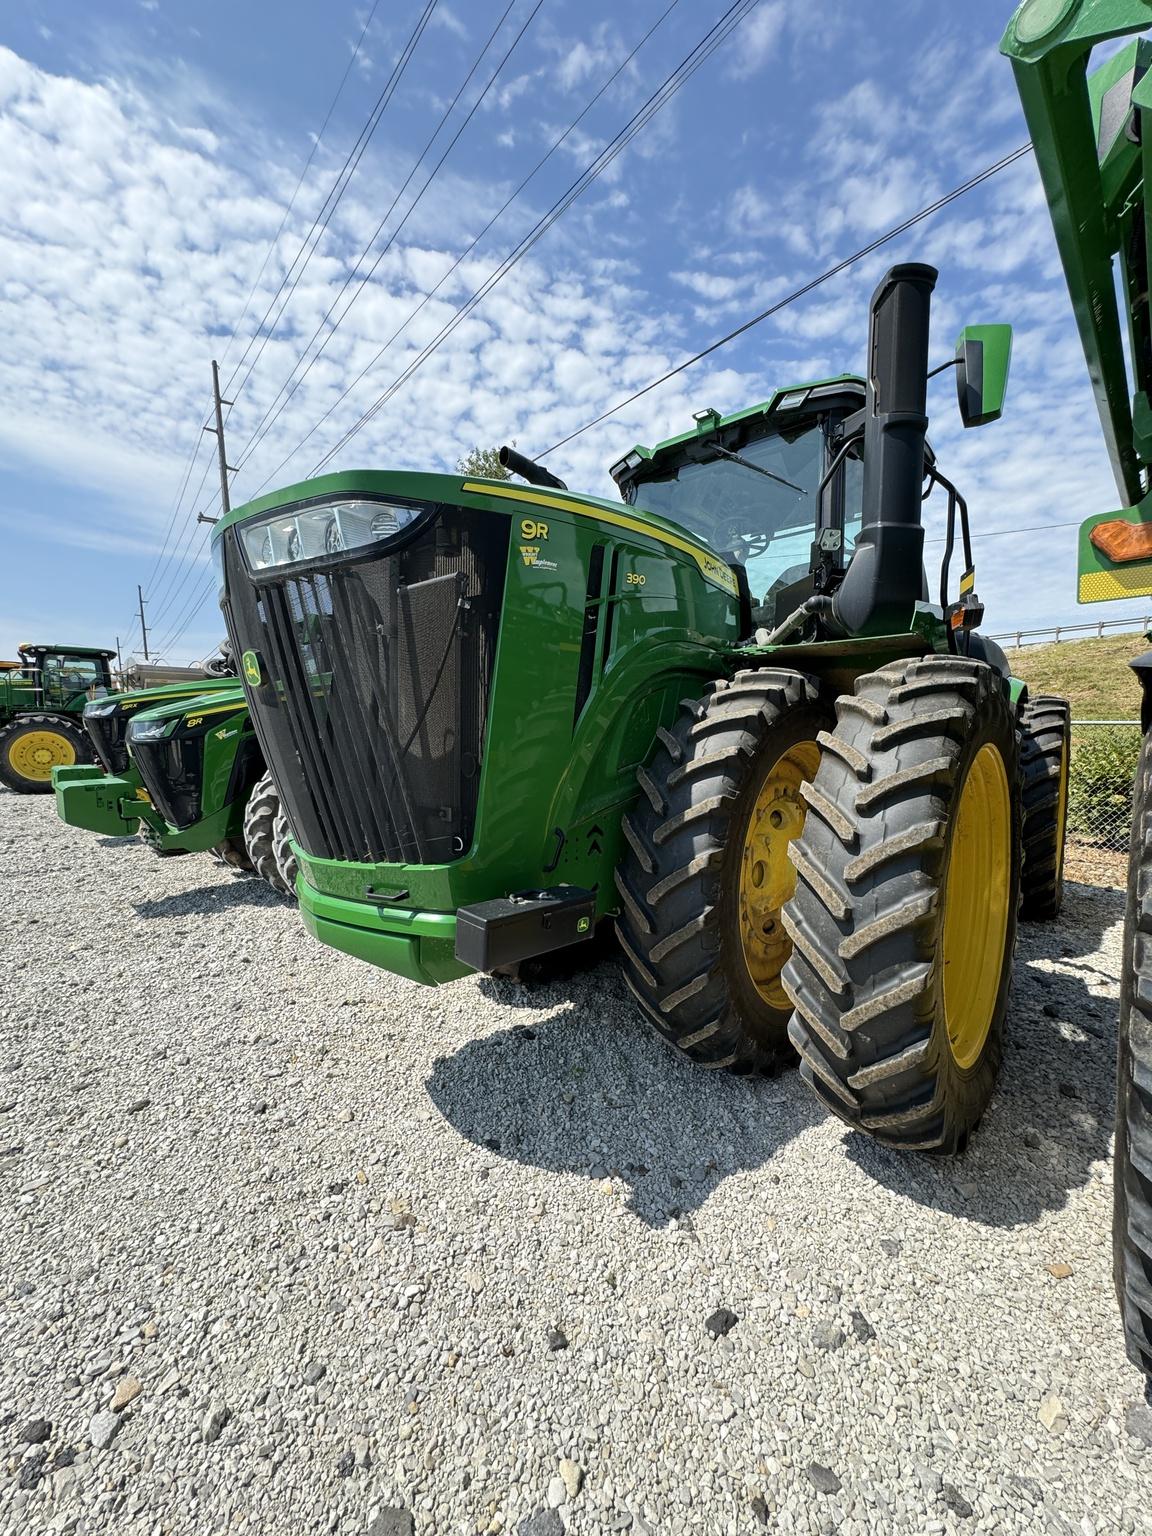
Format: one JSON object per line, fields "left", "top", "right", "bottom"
{"left": 2, "top": 791, "right": 1151, "bottom": 1534}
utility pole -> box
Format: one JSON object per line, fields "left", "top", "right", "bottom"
{"left": 137, "top": 586, "right": 150, "bottom": 661}
{"left": 200, "top": 359, "right": 235, "bottom": 525}
{"left": 115, "top": 635, "right": 122, "bottom": 676}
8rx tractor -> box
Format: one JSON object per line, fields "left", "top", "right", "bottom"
{"left": 213, "top": 261, "right": 1071, "bottom": 1160}
{"left": 54, "top": 674, "right": 296, "bottom": 895}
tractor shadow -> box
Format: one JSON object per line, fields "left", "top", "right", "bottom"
{"left": 428, "top": 879, "right": 1124, "bottom": 1230}
{"left": 425, "top": 957, "right": 823, "bottom": 1228}
{"left": 845, "top": 877, "right": 1124, "bottom": 1227}
{"left": 131, "top": 879, "right": 289, "bottom": 920}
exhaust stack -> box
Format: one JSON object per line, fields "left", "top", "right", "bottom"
{"left": 498, "top": 445, "right": 567, "bottom": 491}
{"left": 831, "top": 262, "right": 937, "bottom": 638}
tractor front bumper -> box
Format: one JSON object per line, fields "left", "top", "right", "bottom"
{"left": 52, "top": 765, "right": 151, "bottom": 837}
{"left": 297, "top": 879, "right": 469, "bottom": 987}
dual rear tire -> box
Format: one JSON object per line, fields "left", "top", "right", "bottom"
{"left": 243, "top": 772, "right": 297, "bottom": 899}
{"left": 1116, "top": 729, "right": 1152, "bottom": 1380}
{"left": 616, "top": 658, "right": 1026, "bottom": 1155}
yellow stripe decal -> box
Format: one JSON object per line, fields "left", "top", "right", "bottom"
{"left": 462, "top": 481, "right": 739, "bottom": 597}
{"left": 959, "top": 568, "right": 975, "bottom": 594}
{"left": 185, "top": 702, "right": 246, "bottom": 719}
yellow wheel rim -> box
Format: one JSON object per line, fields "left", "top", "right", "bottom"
{"left": 8, "top": 728, "right": 76, "bottom": 782}
{"left": 738, "top": 739, "right": 821, "bottom": 1009}
{"left": 942, "top": 742, "right": 1012, "bottom": 1070}
{"left": 1054, "top": 731, "right": 1069, "bottom": 888}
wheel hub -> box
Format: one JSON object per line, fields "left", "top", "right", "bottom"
{"left": 739, "top": 740, "right": 821, "bottom": 1009}
{"left": 8, "top": 729, "right": 77, "bottom": 781}
{"left": 942, "top": 741, "right": 1012, "bottom": 1070}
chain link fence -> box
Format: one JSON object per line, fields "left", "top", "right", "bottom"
{"left": 1066, "top": 720, "right": 1142, "bottom": 886}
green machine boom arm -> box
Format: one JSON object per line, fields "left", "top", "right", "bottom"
{"left": 1003, "top": 0, "right": 1152, "bottom": 601}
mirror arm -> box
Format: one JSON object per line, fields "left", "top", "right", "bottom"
{"left": 927, "top": 357, "right": 963, "bottom": 380}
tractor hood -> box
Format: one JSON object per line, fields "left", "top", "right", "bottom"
{"left": 211, "top": 468, "right": 737, "bottom": 598}
{"left": 83, "top": 676, "right": 236, "bottom": 775}
{"left": 125, "top": 684, "right": 253, "bottom": 833}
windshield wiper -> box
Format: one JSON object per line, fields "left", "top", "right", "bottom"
{"left": 708, "top": 444, "right": 807, "bottom": 496}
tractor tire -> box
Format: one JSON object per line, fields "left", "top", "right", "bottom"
{"left": 209, "top": 838, "right": 255, "bottom": 873}
{"left": 782, "top": 657, "right": 1021, "bottom": 1155}
{"left": 0, "top": 713, "right": 91, "bottom": 794}
{"left": 272, "top": 803, "right": 299, "bottom": 898}
{"left": 1115, "top": 727, "right": 1152, "bottom": 1380}
{"left": 615, "top": 669, "right": 832, "bottom": 1074}
{"left": 243, "top": 772, "right": 294, "bottom": 897}
{"left": 1019, "top": 694, "right": 1071, "bottom": 921}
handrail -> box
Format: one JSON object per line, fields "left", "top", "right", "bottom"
{"left": 993, "top": 616, "right": 1152, "bottom": 647}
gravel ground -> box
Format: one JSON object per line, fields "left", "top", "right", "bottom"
{"left": 3, "top": 791, "right": 1152, "bottom": 1536}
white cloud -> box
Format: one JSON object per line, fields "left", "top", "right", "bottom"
{"left": 727, "top": 2, "right": 787, "bottom": 80}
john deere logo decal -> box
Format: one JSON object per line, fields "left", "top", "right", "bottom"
{"left": 242, "top": 650, "right": 262, "bottom": 687}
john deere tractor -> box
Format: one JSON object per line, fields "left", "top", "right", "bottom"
{"left": 212, "top": 261, "right": 1070, "bottom": 1158}
{"left": 1004, "top": 0, "right": 1152, "bottom": 1383}
{"left": 0, "top": 643, "right": 115, "bottom": 792}
{"left": 54, "top": 677, "right": 297, "bottom": 896}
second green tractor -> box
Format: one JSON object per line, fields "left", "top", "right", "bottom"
{"left": 54, "top": 672, "right": 297, "bottom": 896}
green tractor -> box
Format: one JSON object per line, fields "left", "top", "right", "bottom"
{"left": 1004, "top": 0, "right": 1152, "bottom": 1383}
{"left": 0, "top": 643, "right": 116, "bottom": 793}
{"left": 212, "top": 261, "right": 1069, "bottom": 1158}
{"left": 55, "top": 675, "right": 296, "bottom": 895}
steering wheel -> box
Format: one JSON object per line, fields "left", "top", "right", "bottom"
{"left": 709, "top": 500, "right": 774, "bottom": 560}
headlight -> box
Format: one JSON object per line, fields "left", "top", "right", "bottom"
{"left": 240, "top": 499, "right": 426, "bottom": 571}
{"left": 127, "top": 717, "right": 172, "bottom": 743}
{"left": 84, "top": 698, "right": 121, "bottom": 718}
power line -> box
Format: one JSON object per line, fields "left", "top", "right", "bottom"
{"left": 246, "top": 0, "right": 683, "bottom": 497}
{"left": 220, "top": 0, "right": 441, "bottom": 407}
{"left": 152, "top": 0, "right": 733, "bottom": 650}
{"left": 296, "top": 0, "right": 766, "bottom": 477}
{"left": 925, "top": 519, "right": 1081, "bottom": 543}
{"left": 229, "top": 0, "right": 541, "bottom": 481}
{"left": 217, "top": 0, "right": 384, "bottom": 379}
{"left": 540, "top": 143, "right": 1034, "bottom": 455}
{"left": 136, "top": 0, "right": 386, "bottom": 635}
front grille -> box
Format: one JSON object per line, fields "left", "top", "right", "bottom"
{"left": 85, "top": 710, "right": 129, "bottom": 775}
{"left": 131, "top": 736, "right": 205, "bottom": 829}
{"left": 222, "top": 501, "right": 508, "bottom": 866}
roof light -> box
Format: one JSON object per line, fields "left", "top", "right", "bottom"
{"left": 775, "top": 390, "right": 811, "bottom": 411}
{"left": 692, "top": 407, "right": 722, "bottom": 429}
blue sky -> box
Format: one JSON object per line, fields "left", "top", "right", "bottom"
{"left": 0, "top": 0, "right": 1144, "bottom": 664}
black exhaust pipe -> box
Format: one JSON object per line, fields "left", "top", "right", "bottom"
{"left": 499, "top": 445, "right": 567, "bottom": 491}
{"left": 831, "top": 262, "right": 937, "bottom": 638}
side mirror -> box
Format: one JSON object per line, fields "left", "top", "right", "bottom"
{"left": 955, "top": 323, "right": 1013, "bottom": 427}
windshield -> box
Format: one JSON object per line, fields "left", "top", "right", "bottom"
{"left": 627, "top": 420, "right": 845, "bottom": 599}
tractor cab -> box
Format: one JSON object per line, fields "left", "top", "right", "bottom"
{"left": 611, "top": 379, "right": 866, "bottom": 633}
{"left": 18, "top": 645, "right": 115, "bottom": 709}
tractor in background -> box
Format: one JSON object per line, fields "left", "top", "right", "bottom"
{"left": 1004, "top": 0, "right": 1152, "bottom": 1383}
{"left": 212, "top": 258, "right": 1069, "bottom": 1161}
{"left": 0, "top": 643, "right": 116, "bottom": 793}
{"left": 55, "top": 673, "right": 296, "bottom": 896}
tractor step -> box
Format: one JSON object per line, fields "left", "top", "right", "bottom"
{"left": 455, "top": 886, "right": 596, "bottom": 973}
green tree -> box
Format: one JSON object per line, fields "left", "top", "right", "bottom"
{"left": 456, "top": 444, "right": 510, "bottom": 479}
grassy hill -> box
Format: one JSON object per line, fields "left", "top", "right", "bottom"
{"left": 1003, "top": 630, "right": 1149, "bottom": 719}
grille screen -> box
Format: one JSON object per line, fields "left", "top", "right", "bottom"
{"left": 221, "top": 502, "right": 508, "bottom": 866}
{"left": 85, "top": 711, "right": 129, "bottom": 775}
{"left": 132, "top": 736, "right": 205, "bottom": 829}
